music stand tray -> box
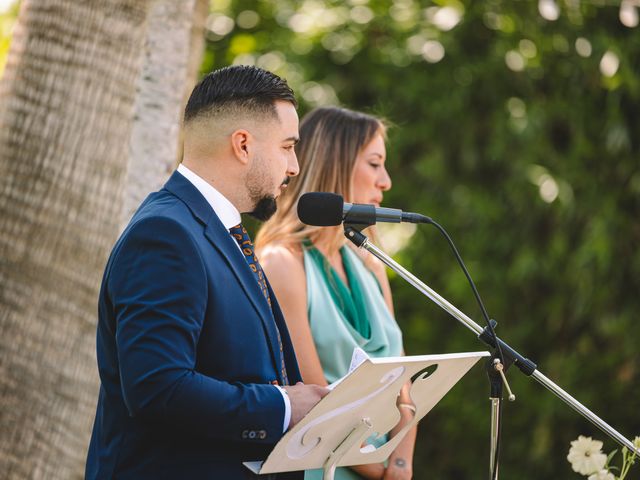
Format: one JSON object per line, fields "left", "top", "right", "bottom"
{"left": 245, "top": 351, "right": 489, "bottom": 479}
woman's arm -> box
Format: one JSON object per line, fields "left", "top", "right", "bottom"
{"left": 383, "top": 383, "right": 418, "bottom": 480}
{"left": 370, "top": 258, "right": 417, "bottom": 480}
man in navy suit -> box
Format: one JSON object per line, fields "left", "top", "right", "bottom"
{"left": 86, "top": 66, "right": 328, "bottom": 479}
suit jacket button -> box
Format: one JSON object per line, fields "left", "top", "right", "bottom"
{"left": 249, "top": 430, "right": 257, "bottom": 439}
{"left": 259, "top": 430, "right": 267, "bottom": 439}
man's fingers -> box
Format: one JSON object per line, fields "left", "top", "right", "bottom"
{"left": 317, "top": 386, "right": 330, "bottom": 398}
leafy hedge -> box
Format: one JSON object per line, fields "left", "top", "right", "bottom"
{"left": 205, "top": 1, "right": 639, "bottom": 478}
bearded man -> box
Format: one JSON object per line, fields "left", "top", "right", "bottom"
{"left": 86, "top": 65, "right": 328, "bottom": 479}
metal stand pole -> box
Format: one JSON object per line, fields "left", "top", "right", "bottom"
{"left": 343, "top": 226, "right": 640, "bottom": 457}
{"left": 489, "top": 397, "right": 500, "bottom": 479}
{"left": 486, "top": 355, "right": 515, "bottom": 479}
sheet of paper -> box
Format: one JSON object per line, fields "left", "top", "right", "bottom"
{"left": 327, "top": 347, "right": 370, "bottom": 390}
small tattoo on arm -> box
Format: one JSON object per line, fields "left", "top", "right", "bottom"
{"left": 394, "top": 458, "right": 406, "bottom": 468}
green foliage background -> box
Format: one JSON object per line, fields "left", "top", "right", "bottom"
{"left": 205, "top": 1, "right": 639, "bottom": 478}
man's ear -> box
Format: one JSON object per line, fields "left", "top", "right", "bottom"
{"left": 230, "top": 129, "right": 252, "bottom": 165}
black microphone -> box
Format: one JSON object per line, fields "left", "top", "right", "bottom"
{"left": 297, "top": 192, "right": 432, "bottom": 227}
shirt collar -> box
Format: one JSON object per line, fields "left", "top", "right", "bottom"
{"left": 177, "top": 164, "right": 241, "bottom": 229}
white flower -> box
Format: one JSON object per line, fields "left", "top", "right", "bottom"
{"left": 588, "top": 469, "right": 615, "bottom": 480}
{"left": 567, "top": 436, "right": 608, "bottom": 475}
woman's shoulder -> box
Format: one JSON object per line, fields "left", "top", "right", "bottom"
{"left": 259, "top": 242, "right": 308, "bottom": 296}
{"left": 259, "top": 241, "right": 304, "bottom": 271}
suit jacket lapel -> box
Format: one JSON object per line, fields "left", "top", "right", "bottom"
{"left": 203, "top": 221, "right": 283, "bottom": 366}
{"left": 163, "top": 171, "right": 285, "bottom": 382}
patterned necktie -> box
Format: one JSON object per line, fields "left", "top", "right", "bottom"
{"left": 229, "top": 223, "right": 289, "bottom": 386}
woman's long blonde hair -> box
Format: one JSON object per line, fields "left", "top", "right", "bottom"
{"left": 255, "top": 106, "right": 386, "bottom": 252}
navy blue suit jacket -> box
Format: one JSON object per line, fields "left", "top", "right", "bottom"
{"left": 86, "top": 171, "right": 303, "bottom": 479}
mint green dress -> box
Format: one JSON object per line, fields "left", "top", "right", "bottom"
{"left": 302, "top": 242, "right": 403, "bottom": 480}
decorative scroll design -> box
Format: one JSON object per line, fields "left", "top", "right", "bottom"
{"left": 356, "top": 363, "right": 440, "bottom": 455}
{"left": 286, "top": 366, "right": 406, "bottom": 459}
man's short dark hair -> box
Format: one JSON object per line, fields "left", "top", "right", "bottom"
{"left": 184, "top": 65, "right": 297, "bottom": 123}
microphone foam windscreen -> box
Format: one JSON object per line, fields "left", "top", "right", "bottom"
{"left": 297, "top": 192, "right": 344, "bottom": 226}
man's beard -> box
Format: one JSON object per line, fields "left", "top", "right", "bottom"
{"left": 247, "top": 195, "right": 277, "bottom": 221}
{"left": 245, "top": 155, "right": 289, "bottom": 221}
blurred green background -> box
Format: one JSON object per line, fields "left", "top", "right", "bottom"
{"left": 2, "top": 0, "right": 638, "bottom": 478}
{"left": 202, "top": 1, "right": 639, "bottom": 478}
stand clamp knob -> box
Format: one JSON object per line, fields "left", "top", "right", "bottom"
{"left": 493, "top": 358, "right": 516, "bottom": 402}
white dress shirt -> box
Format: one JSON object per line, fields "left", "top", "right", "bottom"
{"left": 177, "top": 164, "right": 291, "bottom": 432}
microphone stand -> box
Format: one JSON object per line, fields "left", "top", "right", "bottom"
{"left": 343, "top": 224, "right": 640, "bottom": 477}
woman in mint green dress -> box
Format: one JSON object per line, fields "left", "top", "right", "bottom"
{"left": 257, "top": 107, "right": 417, "bottom": 480}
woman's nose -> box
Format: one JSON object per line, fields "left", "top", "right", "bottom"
{"left": 378, "top": 167, "right": 392, "bottom": 191}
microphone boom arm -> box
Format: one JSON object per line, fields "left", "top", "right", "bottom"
{"left": 343, "top": 225, "right": 640, "bottom": 456}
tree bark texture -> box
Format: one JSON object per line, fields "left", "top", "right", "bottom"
{"left": 0, "top": 0, "right": 206, "bottom": 478}
{"left": 124, "top": 0, "right": 205, "bottom": 223}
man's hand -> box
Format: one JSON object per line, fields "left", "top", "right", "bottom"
{"left": 283, "top": 382, "right": 330, "bottom": 428}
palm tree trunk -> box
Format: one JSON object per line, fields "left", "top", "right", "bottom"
{"left": 0, "top": 0, "right": 206, "bottom": 477}
{"left": 125, "top": 0, "right": 206, "bottom": 223}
